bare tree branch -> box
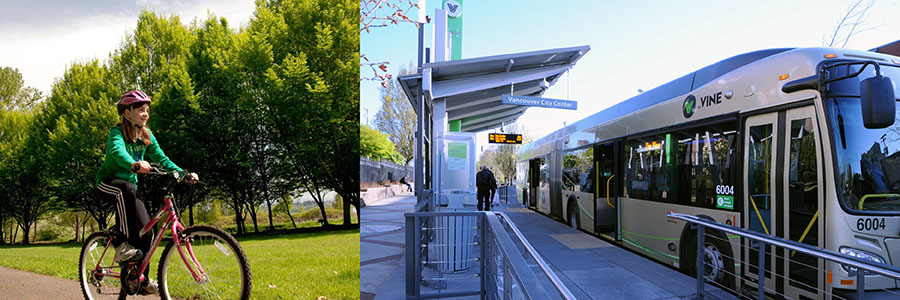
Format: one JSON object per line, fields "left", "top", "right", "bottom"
{"left": 824, "top": 0, "right": 876, "bottom": 47}
{"left": 360, "top": 0, "right": 425, "bottom": 85}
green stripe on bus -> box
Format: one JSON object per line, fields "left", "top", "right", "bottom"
{"left": 621, "top": 229, "right": 680, "bottom": 241}
{"left": 577, "top": 201, "right": 594, "bottom": 221}
{"left": 622, "top": 236, "right": 680, "bottom": 260}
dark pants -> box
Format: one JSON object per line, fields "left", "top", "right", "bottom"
{"left": 405, "top": 183, "right": 412, "bottom": 192}
{"left": 96, "top": 179, "right": 154, "bottom": 259}
{"left": 477, "top": 188, "right": 493, "bottom": 211}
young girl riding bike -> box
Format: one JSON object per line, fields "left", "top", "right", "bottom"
{"left": 94, "top": 90, "right": 198, "bottom": 295}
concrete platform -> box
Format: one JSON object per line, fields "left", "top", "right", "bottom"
{"left": 360, "top": 194, "right": 739, "bottom": 299}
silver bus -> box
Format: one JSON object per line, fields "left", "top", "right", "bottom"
{"left": 516, "top": 47, "right": 900, "bottom": 299}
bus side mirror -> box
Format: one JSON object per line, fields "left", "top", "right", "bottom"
{"left": 859, "top": 75, "right": 896, "bottom": 129}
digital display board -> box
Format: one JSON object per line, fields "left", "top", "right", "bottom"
{"left": 488, "top": 133, "right": 522, "bottom": 144}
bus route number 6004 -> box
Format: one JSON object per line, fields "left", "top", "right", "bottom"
{"left": 857, "top": 217, "right": 886, "bottom": 231}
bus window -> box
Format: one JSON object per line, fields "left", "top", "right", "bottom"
{"left": 625, "top": 122, "right": 737, "bottom": 207}
{"left": 788, "top": 117, "right": 819, "bottom": 292}
{"left": 748, "top": 124, "right": 773, "bottom": 232}
{"left": 539, "top": 157, "right": 548, "bottom": 188}
{"left": 670, "top": 125, "right": 737, "bottom": 209}
{"left": 626, "top": 136, "right": 667, "bottom": 202}
{"left": 563, "top": 148, "right": 593, "bottom": 192}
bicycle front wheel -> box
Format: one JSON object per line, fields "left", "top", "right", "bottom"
{"left": 158, "top": 225, "right": 251, "bottom": 300}
{"left": 79, "top": 231, "right": 126, "bottom": 300}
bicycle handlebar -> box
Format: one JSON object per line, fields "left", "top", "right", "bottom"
{"left": 132, "top": 162, "right": 199, "bottom": 184}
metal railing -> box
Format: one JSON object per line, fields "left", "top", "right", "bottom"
{"left": 669, "top": 212, "right": 900, "bottom": 300}
{"left": 405, "top": 191, "right": 573, "bottom": 299}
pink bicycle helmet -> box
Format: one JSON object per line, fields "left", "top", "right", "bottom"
{"left": 116, "top": 90, "right": 151, "bottom": 114}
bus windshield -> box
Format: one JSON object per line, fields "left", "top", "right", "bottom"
{"left": 826, "top": 63, "right": 900, "bottom": 214}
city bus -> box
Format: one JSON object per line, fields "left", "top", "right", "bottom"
{"left": 515, "top": 47, "right": 900, "bottom": 299}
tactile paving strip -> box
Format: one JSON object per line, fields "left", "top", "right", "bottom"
{"left": 550, "top": 233, "right": 612, "bottom": 249}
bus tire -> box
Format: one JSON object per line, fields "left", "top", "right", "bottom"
{"left": 681, "top": 223, "right": 735, "bottom": 290}
{"left": 567, "top": 199, "right": 578, "bottom": 229}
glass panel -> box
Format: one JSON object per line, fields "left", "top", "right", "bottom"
{"left": 748, "top": 123, "right": 773, "bottom": 275}
{"left": 788, "top": 117, "right": 819, "bottom": 292}
{"left": 562, "top": 148, "right": 593, "bottom": 192}
{"left": 825, "top": 64, "right": 900, "bottom": 213}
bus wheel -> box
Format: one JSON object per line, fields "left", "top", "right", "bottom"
{"left": 567, "top": 201, "right": 578, "bottom": 229}
{"left": 683, "top": 230, "right": 734, "bottom": 289}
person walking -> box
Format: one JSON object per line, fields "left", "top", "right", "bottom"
{"left": 476, "top": 166, "right": 497, "bottom": 211}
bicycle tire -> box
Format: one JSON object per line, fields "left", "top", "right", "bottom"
{"left": 157, "top": 225, "right": 252, "bottom": 300}
{"left": 79, "top": 231, "right": 128, "bottom": 300}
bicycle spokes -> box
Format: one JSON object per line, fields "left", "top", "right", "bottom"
{"left": 160, "top": 227, "right": 249, "bottom": 299}
{"left": 80, "top": 233, "right": 125, "bottom": 299}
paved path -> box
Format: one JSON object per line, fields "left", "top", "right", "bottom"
{"left": 359, "top": 192, "right": 415, "bottom": 300}
{"left": 360, "top": 194, "right": 739, "bottom": 299}
{"left": 497, "top": 202, "right": 736, "bottom": 300}
{"left": 0, "top": 266, "right": 156, "bottom": 300}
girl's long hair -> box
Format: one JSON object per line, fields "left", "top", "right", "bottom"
{"left": 117, "top": 105, "right": 152, "bottom": 146}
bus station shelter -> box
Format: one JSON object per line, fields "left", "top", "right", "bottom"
{"left": 398, "top": 45, "right": 590, "bottom": 204}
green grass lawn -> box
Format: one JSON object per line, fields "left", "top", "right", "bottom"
{"left": 0, "top": 229, "right": 359, "bottom": 299}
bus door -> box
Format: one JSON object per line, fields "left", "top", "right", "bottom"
{"left": 743, "top": 106, "right": 823, "bottom": 299}
{"left": 782, "top": 106, "right": 823, "bottom": 300}
{"left": 528, "top": 158, "right": 543, "bottom": 210}
{"left": 595, "top": 142, "right": 619, "bottom": 240}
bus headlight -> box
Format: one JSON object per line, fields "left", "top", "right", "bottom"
{"left": 839, "top": 247, "right": 886, "bottom": 275}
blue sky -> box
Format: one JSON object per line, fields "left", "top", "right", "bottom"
{"left": 361, "top": 0, "right": 900, "bottom": 158}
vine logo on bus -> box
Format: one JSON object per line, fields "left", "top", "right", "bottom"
{"left": 683, "top": 95, "right": 696, "bottom": 118}
{"left": 683, "top": 92, "right": 724, "bottom": 118}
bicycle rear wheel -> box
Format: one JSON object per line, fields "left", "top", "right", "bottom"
{"left": 158, "top": 225, "right": 251, "bottom": 300}
{"left": 79, "top": 231, "right": 127, "bottom": 300}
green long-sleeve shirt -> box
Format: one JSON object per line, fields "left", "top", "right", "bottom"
{"left": 95, "top": 126, "right": 183, "bottom": 189}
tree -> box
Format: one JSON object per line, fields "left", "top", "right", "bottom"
{"left": 374, "top": 65, "right": 415, "bottom": 164}
{"left": 0, "top": 67, "right": 42, "bottom": 111}
{"left": 478, "top": 123, "right": 532, "bottom": 185}
{"left": 41, "top": 60, "right": 120, "bottom": 230}
{"left": 263, "top": 0, "right": 360, "bottom": 226}
{"left": 1, "top": 105, "right": 55, "bottom": 245}
{"left": 361, "top": 124, "right": 402, "bottom": 163}
{"left": 823, "top": 0, "right": 875, "bottom": 48}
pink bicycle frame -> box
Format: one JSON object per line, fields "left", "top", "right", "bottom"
{"left": 92, "top": 196, "right": 208, "bottom": 284}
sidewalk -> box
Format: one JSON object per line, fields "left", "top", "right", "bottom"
{"left": 360, "top": 192, "right": 415, "bottom": 300}
{"left": 360, "top": 194, "right": 737, "bottom": 299}
{"left": 495, "top": 200, "right": 736, "bottom": 299}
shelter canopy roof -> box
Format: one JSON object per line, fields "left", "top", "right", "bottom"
{"left": 399, "top": 45, "right": 589, "bottom": 132}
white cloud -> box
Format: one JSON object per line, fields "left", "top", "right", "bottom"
{"left": 0, "top": 0, "right": 255, "bottom": 94}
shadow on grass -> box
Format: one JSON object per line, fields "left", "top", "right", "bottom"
{"left": 0, "top": 223, "right": 360, "bottom": 247}
{"left": 233, "top": 224, "right": 360, "bottom": 242}
{"left": 0, "top": 241, "right": 83, "bottom": 249}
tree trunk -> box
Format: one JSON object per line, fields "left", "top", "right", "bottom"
{"left": 233, "top": 198, "right": 243, "bottom": 235}
{"left": 343, "top": 196, "right": 351, "bottom": 226}
{"left": 249, "top": 204, "right": 259, "bottom": 233}
{"left": 32, "top": 221, "right": 37, "bottom": 244}
{"left": 22, "top": 224, "right": 31, "bottom": 245}
{"left": 266, "top": 200, "right": 274, "bottom": 231}
{"left": 13, "top": 223, "right": 19, "bottom": 244}
{"left": 189, "top": 203, "right": 194, "bottom": 227}
{"left": 283, "top": 199, "right": 297, "bottom": 229}
{"left": 74, "top": 214, "right": 80, "bottom": 242}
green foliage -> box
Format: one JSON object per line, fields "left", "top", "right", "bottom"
{"left": 0, "top": 0, "right": 360, "bottom": 241}
{"left": 361, "top": 124, "right": 402, "bottom": 163}
{"left": 0, "top": 67, "right": 42, "bottom": 111}
{"left": 374, "top": 65, "right": 416, "bottom": 165}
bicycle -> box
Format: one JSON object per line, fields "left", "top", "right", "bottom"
{"left": 79, "top": 164, "right": 252, "bottom": 299}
